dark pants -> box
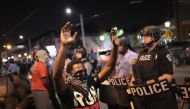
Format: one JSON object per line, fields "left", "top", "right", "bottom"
{"left": 32, "top": 90, "right": 55, "bottom": 109}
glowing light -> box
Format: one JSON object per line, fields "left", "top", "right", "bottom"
{"left": 117, "top": 29, "right": 124, "bottom": 36}
{"left": 164, "top": 21, "right": 171, "bottom": 28}
{"left": 16, "top": 45, "right": 25, "bottom": 49}
{"left": 66, "top": 8, "right": 72, "bottom": 14}
{"left": 2, "top": 58, "right": 8, "bottom": 63}
{"left": 99, "top": 35, "right": 105, "bottom": 41}
{"left": 18, "top": 54, "right": 22, "bottom": 57}
{"left": 28, "top": 75, "right": 32, "bottom": 79}
{"left": 19, "top": 35, "right": 24, "bottom": 39}
{"left": 46, "top": 45, "right": 57, "bottom": 57}
{"left": 113, "top": 27, "right": 118, "bottom": 31}
{"left": 24, "top": 53, "right": 27, "bottom": 56}
{"left": 6, "top": 45, "right": 12, "bottom": 50}
{"left": 27, "top": 55, "right": 32, "bottom": 59}
{"left": 11, "top": 56, "right": 14, "bottom": 59}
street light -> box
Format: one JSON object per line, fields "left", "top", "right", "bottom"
{"left": 19, "top": 35, "right": 24, "bottom": 39}
{"left": 65, "top": 7, "right": 86, "bottom": 48}
{"left": 11, "top": 56, "right": 14, "bottom": 59}
{"left": 99, "top": 35, "right": 105, "bottom": 49}
{"left": 66, "top": 8, "right": 72, "bottom": 14}
{"left": 4, "top": 44, "right": 12, "bottom": 57}
{"left": 18, "top": 54, "right": 22, "bottom": 58}
{"left": 99, "top": 35, "right": 105, "bottom": 41}
{"left": 18, "top": 35, "right": 31, "bottom": 52}
{"left": 6, "top": 44, "right": 12, "bottom": 50}
{"left": 164, "top": 21, "right": 171, "bottom": 28}
{"left": 24, "top": 53, "right": 27, "bottom": 57}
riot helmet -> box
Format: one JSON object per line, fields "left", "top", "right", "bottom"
{"left": 138, "top": 26, "right": 163, "bottom": 44}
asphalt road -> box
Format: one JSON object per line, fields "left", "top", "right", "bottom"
{"left": 174, "top": 65, "right": 190, "bottom": 109}
{"left": 174, "top": 64, "right": 190, "bottom": 84}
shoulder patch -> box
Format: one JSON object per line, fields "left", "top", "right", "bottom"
{"left": 166, "top": 54, "right": 172, "bottom": 61}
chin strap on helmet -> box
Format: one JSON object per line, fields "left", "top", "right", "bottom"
{"left": 150, "top": 39, "right": 161, "bottom": 51}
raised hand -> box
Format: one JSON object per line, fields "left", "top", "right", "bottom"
{"left": 60, "top": 22, "right": 78, "bottom": 45}
{"left": 110, "top": 27, "right": 119, "bottom": 46}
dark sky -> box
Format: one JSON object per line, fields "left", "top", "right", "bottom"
{"left": 0, "top": 0, "right": 173, "bottom": 45}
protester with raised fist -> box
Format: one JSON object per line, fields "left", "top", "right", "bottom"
{"left": 53, "top": 22, "right": 119, "bottom": 109}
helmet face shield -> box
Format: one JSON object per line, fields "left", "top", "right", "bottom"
{"left": 137, "top": 33, "right": 144, "bottom": 44}
{"left": 137, "top": 32, "right": 155, "bottom": 45}
{"left": 137, "top": 33, "right": 152, "bottom": 44}
{"left": 137, "top": 26, "right": 162, "bottom": 44}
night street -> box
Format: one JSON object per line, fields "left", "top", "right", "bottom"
{"left": 1, "top": 0, "right": 190, "bottom": 109}
{"left": 174, "top": 64, "right": 190, "bottom": 84}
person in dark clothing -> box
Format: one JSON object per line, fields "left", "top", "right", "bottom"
{"left": 131, "top": 25, "right": 178, "bottom": 109}
{"left": 53, "top": 22, "right": 119, "bottom": 109}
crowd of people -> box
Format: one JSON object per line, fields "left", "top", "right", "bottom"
{"left": 0, "top": 21, "right": 186, "bottom": 109}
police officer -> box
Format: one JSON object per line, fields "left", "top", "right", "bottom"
{"left": 131, "top": 26, "right": 178, "bottom": 109}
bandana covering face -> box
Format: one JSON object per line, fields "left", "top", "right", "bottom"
{"left": 71, "top": 70, "right": 87, "bottom": 82}
{"left": 65, "top": 70, "right": 88, "bottom": 96}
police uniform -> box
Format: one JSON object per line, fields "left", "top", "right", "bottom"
{"left": 133, "top": 45, "right": 178, "bottom": 109}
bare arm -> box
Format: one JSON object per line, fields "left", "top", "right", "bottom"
{"left": 98, "top": 28, "right": 118, "bottom": 81}
{"left": 53, "top": 45, "right": 68, "bottom": 95}
{"left": 53, "top": 45, "right": 67, "bottom": 78}
{"left": 53, "top": 22, "right": 77, "bottom": 94}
